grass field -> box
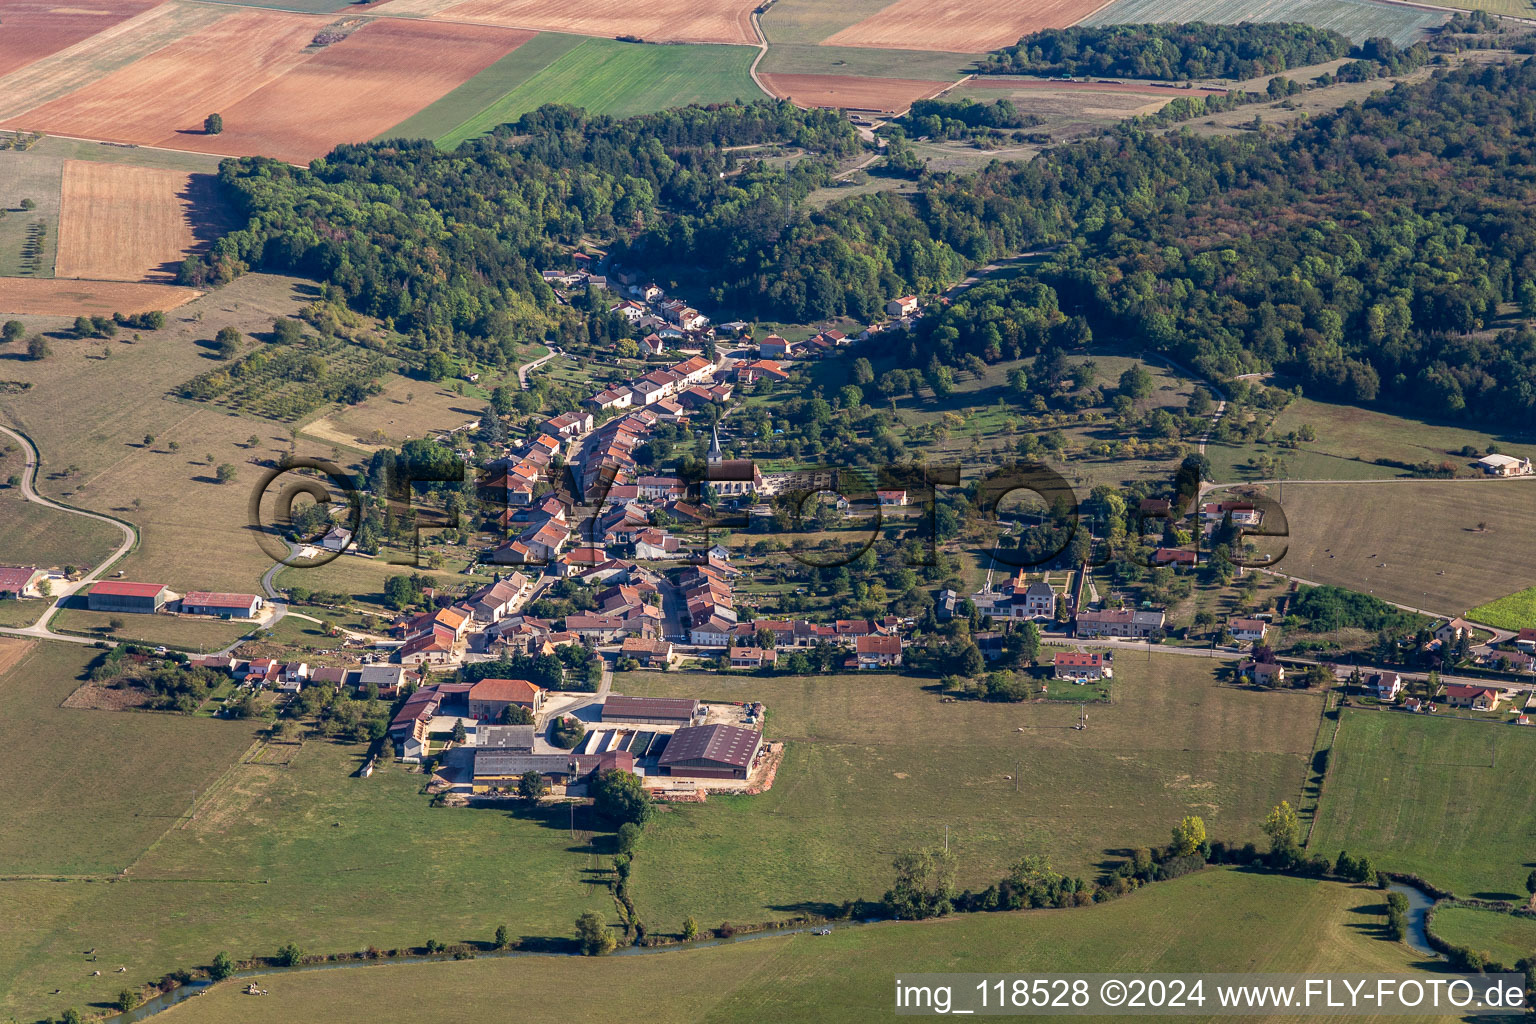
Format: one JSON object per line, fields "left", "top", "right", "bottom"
{"left": 378, "top": 31, "right": 585, "bottom": 143}
{"left": 0, "top": 639, "right": 255, "bottom": 876}
{"left": 1081, "top": 0, "right": 1446, "bottom": 49}
{"left": 1205, "top": 394, "right": 1535, "bottom": 486}
{"left": 0, "top": 273, "right": 333, "bottom": 594}
{"left": 1469, "top": 587, "right": 1536, "bottom": 631}
{"left": 0, "top": 146, "right": 62, "bottom": 278}
{"left": 51, "top": 607, "right": 256, "bottom": 650}
{"left": 160, "top": 869, "right": 1446, "bottom": 1024}
{"left": 1309, "top": 709, "right": 1536, "bottom": 900}
{"left": 1426, "top": 0, "right": 1536, "bottom": 14}
{"left": 1429, "top": 905, "right": 1536, "bottom": 967}
{"left": 759, "top": 43, "right": 984, "bottom": 80}
{"left": 0, "top": 638, "right": 617, "bottom": 1022}
{"left": 0, "top": 446, "right": 124, "bottom": 570}
{"left": 760, "top": 0, "right": 893, "bottom": 44}
{"left": 273, "top": 554, "right": 472, "bottom": 610}
{"left": 0, "top": 597, "right": 46, "bottom": 627}
{"left": 436, "top": 38, "right": 761, "bottom": 149}
{"left": 619, "top": 657, "right": 1320, "bottom": 928}
{"left": 1230, "top": 479, "right": 1536, "bottom": 614}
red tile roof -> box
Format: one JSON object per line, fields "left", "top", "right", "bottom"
{"left": 468, "top": 678, "right": 543, "bottom": 703}
{"left": 91, "top": 581, "right": 167, "bottom": 598}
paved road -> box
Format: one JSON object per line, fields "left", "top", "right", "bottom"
{"left": 0, "top": 423, "right": 137, "bottom": 644}
{"left": 517, "top": 345, "right": 561, "bottom": 390}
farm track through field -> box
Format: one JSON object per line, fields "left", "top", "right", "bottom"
{"left": 0, "top": 424, "right": 137, "bottom": 644}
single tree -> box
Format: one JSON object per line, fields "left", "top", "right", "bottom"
{"left": 1526, "top": 869, "right": 1536, "bottom": 896}
{"left": 517, "top": 770, "right": 545, "bottom": 801}
{"left": 451, "top": 719, "right": 467, "bottom": 744}
{"left": 682, "top": 916, "right": 699, "bottom": 941}
{"left": 61, "top": 1009, "right": 83, "bottom": 1024}
{"left": 1170, "top": 815, "right": 1206, "bottom": 857}
{"left": 1, "top": 320, "right": 23, "bottom": 343}
{"left": 276, "top": 942, "right": 304, "bottom": 967}
{"left": 26, "top": 335, "right": 49, "bottom": 360}
{"left": 493, "top": 924, "right": 510, "bottom": 950}
{"left": 216, "top": 463, "right": 237, "bottom": 483}
{"left": 116, "top": 989, "right": 140, "bottom": 1012}
{"left": 204, "top": 113, "right": 223, "bottom": 135}
{"left": 209, "top": 950, "right": 235, "bottom": 981}
{"left": 575, "top": 911, "right": 615, "bottom": 956}
{"left": 615, "top": 821, "right": 641, "bottom": 856}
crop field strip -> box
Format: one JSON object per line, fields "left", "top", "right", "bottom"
{"left": 760, "top": 0, "right": 897, "bottom": 44}
{"left": 134, "top": 871, "right": 1433, "bottom": 1024}
{"left": 822, "top": 0, "right": 1115, "bottom": 54}
{"left": 0, "top": 0, "right": 161, "bottom": 79}
{"left": 377, "top": 0, "right": 758, "bottom": 44}
{"left": 54, "top": 160, "right": 223, "bottom": 281}
{"left": 1080, "top": 0, "right": 1447, "bottom": 49}
{"left": 0, "top": 147, "right": 63, "bottom": 278}
{"left": 433, "top": 38, "right": 762, "bottom": 149}
{"left": 0, "top": 277, "right": 198, "bottom": 315}
{"left": 759, "top": 73, "right": 955, "bottom": 111}
{"left": 1238, "top": 478, "right": 1536, "bottom": 614}
{"left": 620, "top": 660, "right": 1320, "bottom": 928}
{"left": 163, "top": 19, "right": 537, "bottom": 163}
{"left": 0, "top": 1, "right": 230, "bottom": 123}
{"left": 1309, "top": 708, "right": 1536, "bottom": 899}
{"left": 376, "top": 30, "right": 584, "bottom": 143}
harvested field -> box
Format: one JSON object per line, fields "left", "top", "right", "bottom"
{"left": 0, "top": 9, "right": 321, "bottom": 147}
{"left": 0, "top": 638, "right": 33, "bottom": 682}
{"left": 54, "top": 160, "right": 225, "bottom": 281}
{"left": 1224, "top": 478, "right": 1536, "bottom": 614}
{"left": 1081, "top": 0, "right": 1446, "bottom": 49}
{"left": 169, "top": 19, "right": 536, "bottom": 163}
{"left": 761, "top": 73, "right": 954, "bottom": 111}
{"left": 0, "top": 0, "right": 161, "bottom": 78}
{"left": 425, "top": 0, "right": 757, "bottom": 45}
{"left": 0, "top": 0, "right": 227, "bottom": 121}
{"left": 822, "top": 0, "right": 1112, "bottom": 53}
{"left": 0, "top": 276, "right": 198, "bottom": 314}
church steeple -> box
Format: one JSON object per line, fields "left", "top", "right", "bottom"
{"left": 707, "top": 422, "right": 723, "bottom": 465}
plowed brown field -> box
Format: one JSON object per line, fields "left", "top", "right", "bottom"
{"left": 0, "top": 0, "right": 161, "bottom": 78}
{"left": 167, "top": 19, "right": 535, "bottom": 163}
{"left": 54, "top": 160, "right": 225, "bottom": 281}
{"left": 430, "top": 0, "right": 757, "bottom": 44}
{"left": 761, "top": 73, "right": 952, "bottom": 111}
{"left": 0, "top": 9, "right": 321, "bottom": 145}
{"left": 0, "top": 278, "right": 199, "bottom": 315}
{"left": 822, "top": 0, "right": 1112, "bottom": 52}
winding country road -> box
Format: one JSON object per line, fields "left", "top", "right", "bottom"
{"left": 517, "top": 344, "right": 561, "bottom": 390}
{"left": 0, "top": 422, "right": 137, "bottom": 644}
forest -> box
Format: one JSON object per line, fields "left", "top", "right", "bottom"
{"left": 193, "top": 56, "right": 1536, "bottom": 426}
{"left": 977, "top": 22, "right": 1352, "bottom": 81}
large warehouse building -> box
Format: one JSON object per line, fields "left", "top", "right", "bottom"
{"left": 657, "top": 723, "right": 761, "bottom": 781}
{"left": 180, "top": 591, "right": 264, "bottom": 618}
{"left": 602, "top": 695, "right": 699, "bottom": 726}
{"left": 87, "top": 581, "right": 170, "bottom": 614}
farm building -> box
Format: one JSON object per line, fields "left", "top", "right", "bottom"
{"left": 1053, "top": 651, "right": 1105, "bottom": 681}
{"left": 180, "top": 591, "right": 264, "bottom": 618}
{"left": 87, "top": 580, "right": 170, "bottom": 614}
{"left": 885, "top": 295, "right": 918, "bottom": 317}
{"left": 466, "top": 678, "right": 544, "bottom": 721}
{"left": 602, "top": 695, "right": 699, "bottom": 726}
{"left": 1477, "top": 453, "right": 1533, "bottom": 476}
{"left": 472, "top": 752, "right": 577, "bottom": 793}
{"left": 0, "top": 566, "right": 44, "bottom": 599}
{"left": 478, "top": 724, "right": 536, "bottom": 750}
{"left": 657, "top": 723, "right": 761, "bottom": 780}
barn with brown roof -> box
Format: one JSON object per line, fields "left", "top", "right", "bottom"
{"left": 601, "top": 694, "right": 698, "bottom": 726}
{"left": 657, "top": 723, "right": 761, "bottom": 780}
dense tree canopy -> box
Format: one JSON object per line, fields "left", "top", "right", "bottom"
{"left": 979, "top": 22, "right": 1352, "bottom": 80}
